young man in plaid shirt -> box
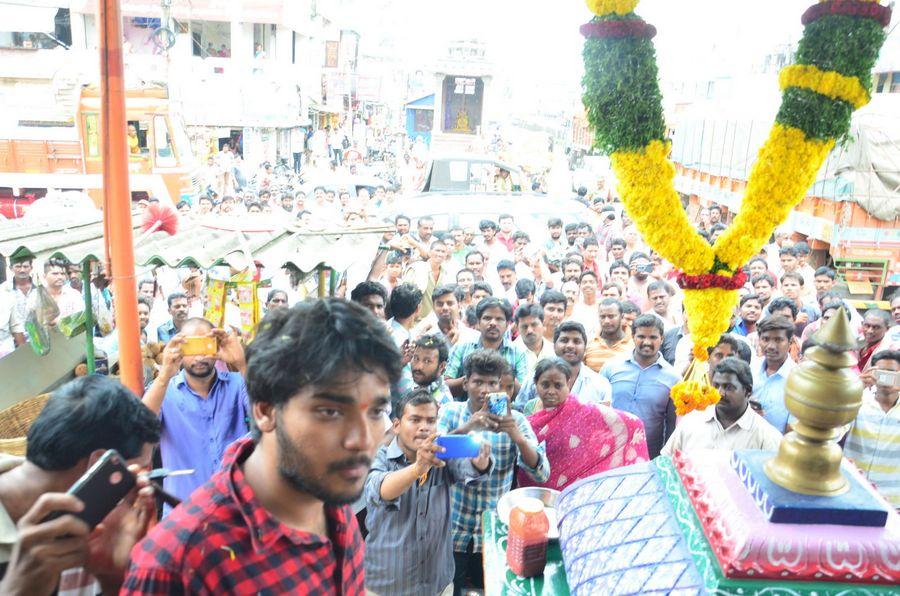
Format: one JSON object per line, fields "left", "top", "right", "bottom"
{"left": 437, "top": 349, "right": 549, "bottom": 595}
{"left": 123, "top": 299, "right": 403, "bottom": 594}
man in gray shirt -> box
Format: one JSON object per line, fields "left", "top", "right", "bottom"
{"left": 364, "top": 389, "right": 492, "bottom": 596}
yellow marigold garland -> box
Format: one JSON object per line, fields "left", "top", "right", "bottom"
{"left": 611, "top": 141, "right": 715, "bottom": 275}
{"left": 779, "top": 64, "right": 870, "bottom": 109}
{"left": 584, "top": 0, "right": 639, "bottom": 16}
{"left": 712, "top": 125, "right": 834, "bottom": 271}
{"left": 581, "top": 0, "right": 890, "bottom": 414}
{"left": 671, "top": 359, "right": 720, "bottom": 416}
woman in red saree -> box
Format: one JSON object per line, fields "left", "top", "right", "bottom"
{"left": 517, "top": 358, "right": 650, "bottom": 491}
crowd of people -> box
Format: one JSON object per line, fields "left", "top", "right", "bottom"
{"left": 1, "top": 172, "right": 899, "bottom": 594}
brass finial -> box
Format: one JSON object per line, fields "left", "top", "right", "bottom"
{"left": 764, "top": 308, "right": 864, "bottom": 496}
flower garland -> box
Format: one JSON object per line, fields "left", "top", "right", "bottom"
{"left": 580, "top": 0, "right": 890, "bottom": 412}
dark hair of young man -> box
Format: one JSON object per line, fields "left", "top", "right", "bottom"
{"left": 628, "top": 252, "right": 650, "bottom": 265}
{"left": 814, "top": 266, "right": 836, "bottom": 280}
{"left": 768, "top": 297, "right": 799, "bottom": 319}
{"left": 750, "top": 272, "right": 777, "bottom": 288}
{"left": 462, "top": 348, "right": 509, "bottom": 379}
{"left": 539, "top": 290, "right": 567, "bottom": 309}
{"left": 471, "top": 281, "right": 493, "bottom": 297}
{"left": 475, "top": 297, "right": 513, "bottom": 322}
{"left": 547, "top": 217, "right": 563, "bottom": 228}
{"left": 632, "top": 313, "right": 665, "bottom": 336}
{"left": 496, "top": 260, "right": 515, "bottom": 273}
{"left": 778, "top": 246, "right": 798, "bottom": 258}
{"left": 431, "top": 284, "right": 456, "bottom": 304}
{"left": 515, "top": 279, "right": 536, "bottom": 300}
{"left": 350, "top": 281, "right": 388, "bottom": 305}
{"left": 780, "top": 271, "right": 804, "bottom": 286}
{"left": 396, "top": 388, "right": 438, "bottom": 419}
{"left": 515, "top": 303, "right": 544, "bottom": 324}
{"left": 871, "top": 350, "right": 900, "bottom": 368}
{"left": 388, "top": 283, "right": 423, "bottom": 319}
{"left": 610, "top": 238, "right": 627, "bottom": 249}
{"left": 647, "top": 280, "right": 674, "bottom": 296}
{"left": 619, "top": 300, "right": 640, "bottom": 317}
{"left": 26, "top": 376, "right": 161, "bottom": 471}
{"left": 564, "top": 223, "right": 578, "bottom": 233}
{"left": 553, "top": 320, "right": 587, "bottom": 344}
{"left": 708, "top": 333, "right": 741, "bottom": 357}
{"left": 415, "top": 333, "right": 450, "bottom": 366}
{"left": 713, "top": 357, "right": 754, "bottom": 395}
{"left": 245, "top": 299, "right": 403, "bottom": 411}
{"left": 740, "top": 293, "right": 762, "bottom": 307}
{"left": 579, "top": 270, "right": 598, "bottom": 284}
{"left": 734, "top": 340, "right": 752, "bottom": 364}
{"left": 608, "top": 259, "right": 629, "bottom": 275}
{"left": 758, "top": 315, "right": 795, "bottom": 340}
{"left": 167, "top": 292, "right": 187, "bottom": 308}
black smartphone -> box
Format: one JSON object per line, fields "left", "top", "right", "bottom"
{"left": 45, "top": 449, "right": 136, "bottom": 530}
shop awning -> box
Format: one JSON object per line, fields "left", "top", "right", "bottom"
{"left": 0, "top": 211, "right": 390, "bottom": 274}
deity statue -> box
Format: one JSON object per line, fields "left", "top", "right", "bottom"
{"left": 454, "top": 109, "right": 470, "bottom": 132}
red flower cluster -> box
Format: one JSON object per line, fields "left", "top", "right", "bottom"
{"left": 579, "top": 19, "right": 657, "bottom": 40}
{"left": 802, "top": 0, "right": 892, "bottom": 28}
{"left": 676, "top": 269, "right": 748, "bottom": 291}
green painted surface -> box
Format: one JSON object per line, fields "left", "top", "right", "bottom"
{"left": 482, "top": 511, "right": 570, "bottom": 596}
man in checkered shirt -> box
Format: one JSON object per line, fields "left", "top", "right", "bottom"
{"left": 122, "top": 299, "right": 403, "bottom": 594}
{"left": 437, "top": 349, "right": 549, "bottom": 595}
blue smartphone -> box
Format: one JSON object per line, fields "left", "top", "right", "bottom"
{"left": 435, "top": 435, "right": 480, "bottom": 460}
{"left": 487, "top": 392, "right": 509, "bottom": 416}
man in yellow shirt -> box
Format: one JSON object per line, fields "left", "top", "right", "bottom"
{"left": 584, "top": 298, "right": 633, "bottom": 372}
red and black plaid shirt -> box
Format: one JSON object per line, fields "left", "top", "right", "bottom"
{"left": 121, "top": 438, "right": 365, "bottom": 595}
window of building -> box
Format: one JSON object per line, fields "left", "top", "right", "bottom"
{"left": 253, "top": 23, "right": 275, "bottom": 59}
{"left": 190, "top": 20, "right": 230, "bottom": 58}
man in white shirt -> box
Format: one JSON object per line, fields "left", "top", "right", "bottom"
{"left": 568, "top": 271, "right": 600, "bottom": 340}
{"left": 35, "top": 259, "right": 83, "bottom": 324}
{"left": 513, "top": 303, "right": 556, "bottom": 376}
{"left": 515, "top": 321, "right": 612, "bottom": 410}
{"left": 663, "top": 357, "right": 783, "bottom": 455}
{"left": 0, "top": 290, "right": 25, "bottom": 357}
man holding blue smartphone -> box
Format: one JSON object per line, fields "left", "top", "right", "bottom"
{"left": 437, "top": 349, "right": 549, "bottom": 595}
{"left": 364, "top": 389, "right": 491, "bottom": 596}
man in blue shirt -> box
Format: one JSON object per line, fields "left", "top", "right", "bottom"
{"left": 752, "top": 315, "right": 796, "bottom": 432}
{"left": 601, "top": 314, "right": 679, "bottom": 458}
{"left": 156, "top": 292, "right": 190, "bottom": 344}
{"left": 142, "top": 317, "right": 249, "bottom": 506}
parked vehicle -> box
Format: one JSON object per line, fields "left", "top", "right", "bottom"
{"left": 0, "top": 84, "right": 200, "bottom": 219}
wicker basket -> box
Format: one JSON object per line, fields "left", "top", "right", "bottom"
{"left": 0, "top": 394, "right": 50, "bottom": 457}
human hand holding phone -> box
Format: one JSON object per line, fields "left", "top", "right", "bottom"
{"left": 85, "top": 464, "right": 157, "bottom": 594}
{"left": 0, "top": 493, "right": 90, "bottom": 596}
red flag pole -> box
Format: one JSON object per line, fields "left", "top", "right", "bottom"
{"left": 99, "top": 0, "right": 143, "bottom": 394}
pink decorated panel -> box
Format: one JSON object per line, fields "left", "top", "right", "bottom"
{"left": 672, "top": 451, "right": 900, "bottom": 584}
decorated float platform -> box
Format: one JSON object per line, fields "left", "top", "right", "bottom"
{"left": 483, "top": 314, "right": 900, "bottom": 595}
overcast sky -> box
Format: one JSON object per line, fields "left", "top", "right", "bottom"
{"left": 345, "top": 0, "right": 893, "bottom": 109}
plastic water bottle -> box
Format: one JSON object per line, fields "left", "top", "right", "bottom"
{"left": 506, "top": 497, "right": 549, "bottom": 577}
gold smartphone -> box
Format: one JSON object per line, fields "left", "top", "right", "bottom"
{"left": 181, "top": 335, "right": 217, "bottom": 356}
